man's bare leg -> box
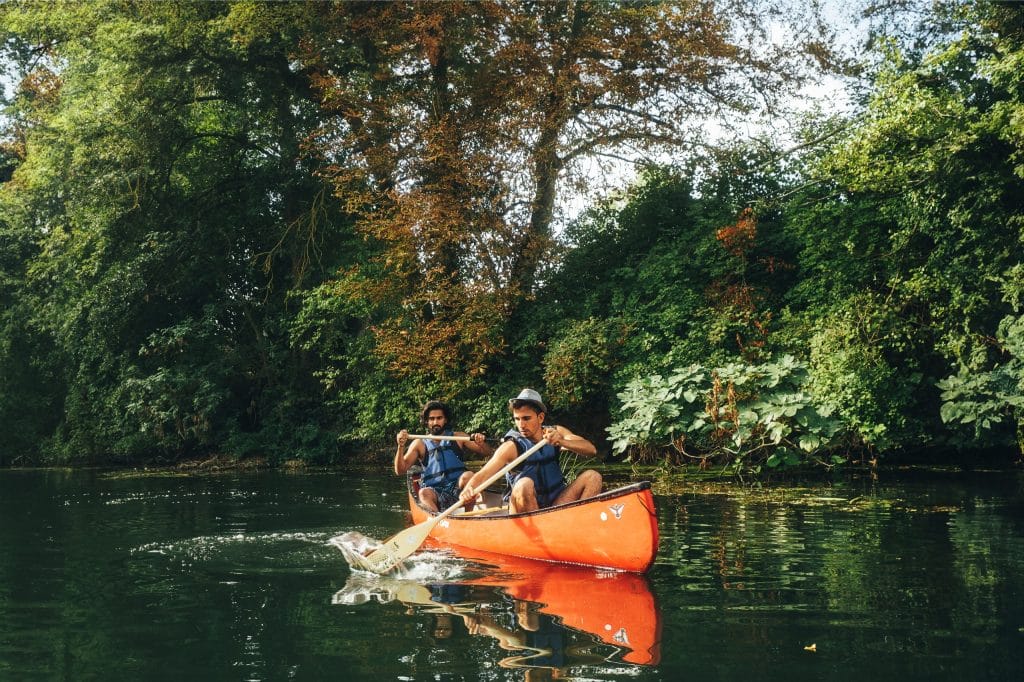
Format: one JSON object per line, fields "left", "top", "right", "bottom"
{"left": 509, "top": 477, "right": 539, "bottom": 514}
{"left": 553, "top": 470, "right": 603, "bottom": 506}
{"left": 418, "top": 487, "right": 440, "bottom": 512}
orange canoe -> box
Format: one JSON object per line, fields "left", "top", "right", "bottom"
{"left": 407, "top": 475, "right": 659, "bottom": 573}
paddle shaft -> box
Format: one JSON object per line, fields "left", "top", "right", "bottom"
{"left": 431, "top": 437, "right": 549, "bottom": 525}
{"left": 407, "top": 433, "right": 474, "bottom": 442}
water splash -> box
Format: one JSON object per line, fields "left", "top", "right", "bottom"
{"left": 330, "top": 559, "right": 471, "bottom": 608}
{"left": 328, "top": 530, "right": 382, "bottom": 570}
{"left": 328, "top": 530, "right": 467, "bottom": 581}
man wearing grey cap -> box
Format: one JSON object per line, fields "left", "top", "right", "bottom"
{"left": 460, "top": 388, "right": 602, "bottom": 513}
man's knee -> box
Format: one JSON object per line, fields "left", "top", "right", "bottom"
{"left": 511, "top": 477, "right": 536, "bottom": 499}
{"left": 576, "top": 470, "right": 603, "bottom": 498}
{"left": 419, "top": 487, "right": 439, "bottom": 508}
{"left": 510, "top": 477, "right": 537, "bottom": 511}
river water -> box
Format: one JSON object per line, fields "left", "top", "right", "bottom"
{"left": 0, "top": 466, "right": 1021, "bottom": 681}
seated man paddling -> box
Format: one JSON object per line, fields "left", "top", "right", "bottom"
{"left": 395, "top": 400, "right": 493, "bottom": 512}
{"left": 460, "top": 389, "right": 602, "bottom": 514}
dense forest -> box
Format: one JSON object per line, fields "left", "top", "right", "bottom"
{"left": 0, "top": 0, "right": 1021, "bottom": 470}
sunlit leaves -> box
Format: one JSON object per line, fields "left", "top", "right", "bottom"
{"left": 938, "top": 313, "right": 1024, "bottom": 446}
{"left": 607, "top": 355, "right": 848, "bottom": 468}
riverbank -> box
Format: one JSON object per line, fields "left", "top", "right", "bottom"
{"left": 6, "top": 449, "right": 1020, "bottom": 503}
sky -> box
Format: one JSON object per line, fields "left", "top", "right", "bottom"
{"left": 553, "top": 0, "right": 874, "bottom": 229}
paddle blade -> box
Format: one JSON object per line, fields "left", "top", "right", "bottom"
{"left": 352, "top": 522, "right": 435, "bottom": 574}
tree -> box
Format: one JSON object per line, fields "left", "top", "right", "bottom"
{"left": 0, "top": 0, "right": 352, "bottom": 462}
{"left": 298, "top": 0, "right": 836, "bottom": 394}
{"left": 780, "top": 0, "right": 1024, "bottom": 452}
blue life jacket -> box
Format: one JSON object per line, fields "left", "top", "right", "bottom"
{"left": 421, "top": 430, "right": 466, "bottom": 488}
{"left": 504, "top": 429, "right": 565, "bottom": 501}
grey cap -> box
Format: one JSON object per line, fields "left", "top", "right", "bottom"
{"left": 509, "top": 388, "right": 547, "bottom": 414}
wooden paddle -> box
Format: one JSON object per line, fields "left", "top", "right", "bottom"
{"left": 407, "top": 433, "right": 474, "bottom": 442}
{"left": 352, "top": 438, "right": 549, "bottom": 574}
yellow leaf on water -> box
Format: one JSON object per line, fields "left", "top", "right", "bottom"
{"left": 803, "top": 643, "right": 817, "bottom": 652}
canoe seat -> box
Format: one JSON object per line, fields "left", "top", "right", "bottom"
{"left": 454, "top": 506, "right": 509, "bottom": 517}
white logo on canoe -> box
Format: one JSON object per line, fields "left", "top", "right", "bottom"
{"left": 609, "top": 503, "right": 624, "bottom": 519}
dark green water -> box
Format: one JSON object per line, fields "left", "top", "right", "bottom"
{"left": 1, "top": 467, "right": 1022, "bottom": 681}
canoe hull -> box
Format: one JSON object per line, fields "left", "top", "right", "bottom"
{"left": 408, "top": 478, "right": 659, "bottom": 573}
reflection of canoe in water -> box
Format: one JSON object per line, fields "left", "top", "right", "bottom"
{"left": 454, "top": 548, "right": 662, "bottom": 666}
{"left": 333, "top": 549, "right": 661, "bottom": 667}
{"left": 407, "top": 474, "right": 659, "bottom": 573}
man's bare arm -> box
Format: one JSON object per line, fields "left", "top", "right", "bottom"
{"left": 456, "top": 431, "right": 494, "bottom": 458}
{"left": 546, "top": 426, "right": 597, "bottom": 458}
{"left": 394, "top": 429, "right": 426, "bottom": 475}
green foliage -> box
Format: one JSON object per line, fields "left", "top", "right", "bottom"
{"left": 608, "top": 355, "right": 848, "bottom": 470}
{"left": 805, "top": 21, "right": 1021, "bottom": 363}
{"left": 0, "top": 1, "right": 354, "bottom": 464}
{"left": 774, "top": 2, "right": 1024, "bottom": 458}
{"left": 542, "top": 161, "right": 787, "bottom": 376}
{"left": 122, "top": 309, "right": 231, "bottom": 454}
{"left": 0, "top": 303, "right": 62, "bottom": 464}
{"left": 938, "top": 313, "right": 1024, "bottom": 447}
{"left": 807, "top": 294, "right": 926, "bottom": 449}
{"left": 543, "top": 317, "right": 626, "bottom": 412}
{"left": 2, "top": 0, "right": 1023, "bottom": 469}
{"left": 542, "top": 168, "right": 714, "bottom": 370}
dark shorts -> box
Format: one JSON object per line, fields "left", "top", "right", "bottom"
{"left": 506, "top": 472, "right": 566, "bottom": 508}
{"left": 423, "top": 480, "right": 462, "bottom": 510}
{"left": 430, "top": 583, "right": 469, "bottom": 604}
{"left": 524, "top": 620, "right": 566, "bottom": 667}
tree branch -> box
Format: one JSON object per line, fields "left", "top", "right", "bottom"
{"left": 562, "top": 131, "right": 680, "bottom": 163}
{"left": 589, "top": 102, "right": 676, "bottom": 130}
